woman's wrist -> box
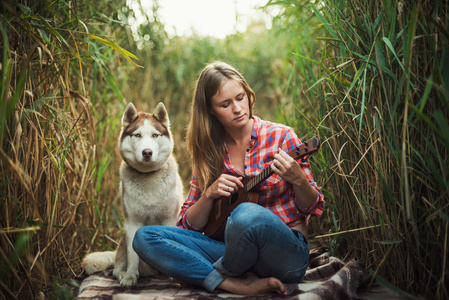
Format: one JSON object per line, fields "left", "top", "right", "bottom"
{"left": 294, "top": 181, "right": 318, "bottom": 210}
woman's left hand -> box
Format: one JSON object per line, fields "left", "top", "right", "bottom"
{"left": 271, "top": 151, "right": 306, "bottom": 185}
{"left": 272, "top": 150, "right": 319, "bottom": 210}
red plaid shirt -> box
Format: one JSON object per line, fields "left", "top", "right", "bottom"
{"left": 177, "top": 116, "right": 324, "bottom": 231}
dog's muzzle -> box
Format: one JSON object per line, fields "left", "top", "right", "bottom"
{"left": 142, "top": 149, "right": 153, "bottom": 161}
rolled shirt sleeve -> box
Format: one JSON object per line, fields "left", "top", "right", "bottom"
{"left": 281, "top": 130, "right": 325, "bottom": 225}
{"left": 176, "top": 175, "right": 203, "bottom": 231}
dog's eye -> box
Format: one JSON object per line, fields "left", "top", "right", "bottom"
{"left": 152, "top": 133, "right": 159, "bottom": 138}
{"left": 134, "top": 133, "right": 141, "bottom": 138}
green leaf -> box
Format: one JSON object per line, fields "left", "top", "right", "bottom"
{"left": 409, "top": 104, "right": 447, "bottom": 147}
{"left": 93, "top": 200, "right": 103, "bottom": 224}
{"left": 358, "top": 68, "right": 367, "bottom": 140}
{"left": 316, "top": 37, "right": 342, "bottom": 42}
{"left": 96, "top": 240, "right": 114, "bottom": 251}
{"left": 88, "top": 34, "right": 143, "bottom": 68}
{"left": 382, "top": 36, "right": 414, "bottom": 88}
{"left": 292, "top": 52, "right": 332, "bottom": 75}
{"left": 348, "top": 48, "right": 398, "bottom": 83}
{"left": 419, "top": 76, "right": 434, "bottom": 111}
{"left": 310, "top": 3, "right": 338, "bottom": 39}
{"left": 375, "top": 275, "right": 411, "bottom": 298}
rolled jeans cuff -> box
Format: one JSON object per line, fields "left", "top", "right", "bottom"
{"left": 212, "top": 257, "right": 241, "bottom": 277}
{"left": 203, "top": 268, "right": 227, "bottom": 293}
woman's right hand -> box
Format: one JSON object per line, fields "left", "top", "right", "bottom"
{"left": 204, "top": 174, "right": 244, "bottom": 201}
{"left": 185, "top": 174, "right": 243, "bottom": 229}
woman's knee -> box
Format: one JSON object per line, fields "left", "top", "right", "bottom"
{"left": 132, "top": 226, "right": 160, "bottom": 253}
{"left": 133, "top": 226, "right": 147, "bottom": 253}
{"left": 227, "top": 203, "right": 272, "bottom": 232}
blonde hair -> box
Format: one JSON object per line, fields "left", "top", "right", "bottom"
{"left": 186, "top": 61, "right": 255, "bottom": 192}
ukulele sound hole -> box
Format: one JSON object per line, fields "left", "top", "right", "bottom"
{"left": 229, "top": 192, "right": 239, "bottom": 205}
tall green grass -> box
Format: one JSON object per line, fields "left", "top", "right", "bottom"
{"left": 276, "top": 0, "right": 448, "bottom": 298}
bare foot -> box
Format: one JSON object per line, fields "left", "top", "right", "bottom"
{"left": 218, "top": 272, "right": 287, "bottom": 295}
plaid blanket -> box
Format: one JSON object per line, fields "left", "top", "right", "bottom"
{"left": 75, "top": 247, "right": 364, "bottom": 300}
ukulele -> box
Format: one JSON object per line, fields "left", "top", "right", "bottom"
{"left": 203, "top": 136, "right": 321, "bottom": 241}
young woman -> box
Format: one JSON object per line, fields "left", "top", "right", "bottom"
{"left": 133, "top": 61, "right": 324, "bottom": 295}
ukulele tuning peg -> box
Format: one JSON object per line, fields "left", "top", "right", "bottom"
{"left": 304, "top": 147, "right": 309, "bottom": 152}
{"left": 301, "top": 157, "right": 308, "bottom": 163}
{"left": 304, "top": 141, "right": 309, "bottom": 146}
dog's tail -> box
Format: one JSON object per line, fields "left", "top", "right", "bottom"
{"left": 82, "top": 251, "right": 116, "bottom": 275}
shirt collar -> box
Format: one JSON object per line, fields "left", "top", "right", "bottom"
{"left": 250, "top": 116, "right": 260, "bottom": 143}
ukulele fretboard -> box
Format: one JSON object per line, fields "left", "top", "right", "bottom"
{"left": 244, "top": 143, "right": 312, "bottom": 193}
{"left": 245, "top": 166, "right": 274, "bottom": 192}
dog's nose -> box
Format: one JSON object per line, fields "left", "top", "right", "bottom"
{"left": 142, "top": 149, "right": 153, "bottom": 159}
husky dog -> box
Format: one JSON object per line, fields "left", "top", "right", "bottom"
{"left": 82, "top": 102, "right": 183, "bottom": 286}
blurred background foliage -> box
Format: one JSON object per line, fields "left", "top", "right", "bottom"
{"left": 0, "top": 0, "right": 447, "bottom": 299}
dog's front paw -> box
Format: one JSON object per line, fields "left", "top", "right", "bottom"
{"left": 120, "top": 272, "right": 138, "bottom": 286}
{"left": 113, "top": 267, "right": 126, "bottom": 281}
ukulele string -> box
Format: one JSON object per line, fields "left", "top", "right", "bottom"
{"left": 244, "top": 137, "right": 317, "bottom": 193}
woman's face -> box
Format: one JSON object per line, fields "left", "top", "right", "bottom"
{"left": 210, "top": 79, "right": 251, "bottom": 132}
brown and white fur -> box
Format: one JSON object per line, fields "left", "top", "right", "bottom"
{"left": 82, "top": 102, "right": 183, "bottom": 286}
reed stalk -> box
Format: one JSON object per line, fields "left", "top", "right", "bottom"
{"left": 280, "top": 0, "right": 448, "bottom": 298}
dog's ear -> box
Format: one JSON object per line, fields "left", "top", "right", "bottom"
{"left": 122, "top": 103, "right": 138, "bottom": 127}
{"left": 153, "top": 102, "right": 170, "bottom": 128}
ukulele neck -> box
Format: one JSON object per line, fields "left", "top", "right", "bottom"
{"left": 245, "top": 166, "right": 274, "bottom": 193}
{"left": 243, "top": 137, "right": 320, "bottom": 193}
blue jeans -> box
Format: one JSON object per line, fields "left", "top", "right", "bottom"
{"left": 133, "top": 202, "right": 309, "bottom": 292}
